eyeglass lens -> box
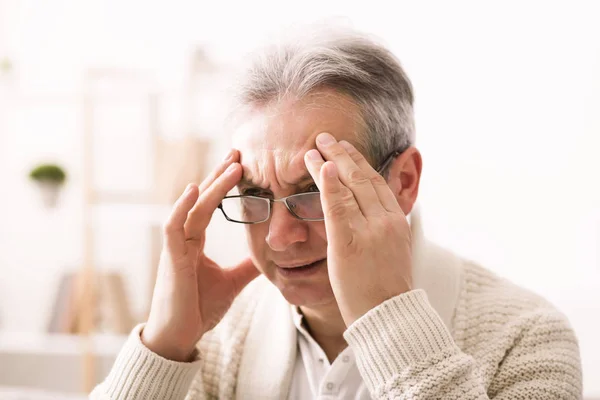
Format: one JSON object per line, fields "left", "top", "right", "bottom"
{"left": 220, "top": 193, "right": 323, "bottom": 223}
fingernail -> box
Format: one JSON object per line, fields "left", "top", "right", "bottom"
{"left": 339, "top": 141, "right": 354, "bottom": 152}
{"left": 223, "top": 149, "right": 234, "bottom": 161}
{"left": 226, "top": 163, "right": 239, "bottom": 175}
{"left": 305, "top": 149, "right": 322, "bottom": 161}
{"left": 325, "top": 162, "right": 338, "bottom": 179}
{"left": 317, "top": 132, "right": 336, "bottom": 146}
{"left": 184, "top": 183, "right": 193, "bottom": 194}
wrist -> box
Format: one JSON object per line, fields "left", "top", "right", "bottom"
{"left": 140, "top": 325, "right": 198, "bottom": 362}
{"left": 340, "top": 283, "right": 411, "bottom": 327}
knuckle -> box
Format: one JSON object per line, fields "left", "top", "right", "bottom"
{"left": 326, "top": 188, "right": 357, "bottom": 219}
{"left": 329, "top": 146, "right": 346, "bottom": 158}
{"left": 380, "top": 219, "right": 396, "bottom": 235}
{"left": 346, "top": 236, "right": 362, "bottom": 255}
{"left": 379, "top": 215, "right": 409, "bottom": 236}
{"left": 349, "top": 153, "right": 364, "bottom": 166}
{"left": 345, "top": 147, "right": 362, "bottom": 162}
{"left": 327, "top": 201, "right": 348, "bottom": 219}
{"left": 340, "top": 187, "right": 355, "bottom": 203}
{"left": 347, "top": 168, "right": 368, "bottom": 185}
{"left": 370, "top": 173, "right": 388, "bottom": 187}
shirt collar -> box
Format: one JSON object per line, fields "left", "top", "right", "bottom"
{"left": 290, "top": 305, "right": 308, "bottom": 335}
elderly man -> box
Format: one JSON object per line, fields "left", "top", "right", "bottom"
{"left": 92, "top": 28, "right": 582, "bottom": 399}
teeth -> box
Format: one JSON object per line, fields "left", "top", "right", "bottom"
{"left": 290, "top": 264, "right": 310, "bottom": 269}
{"left": 279, "top": 259, "right": 324, "bottom": 269}
{"left": 285, "top": 262, "right": 314, "bottom": 268}
{"left": 299, "top": 260, "right": 319, "bottom": 268}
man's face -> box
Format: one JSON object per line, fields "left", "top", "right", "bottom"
{"left": 231, "top": 89, "right": 365, "bottom": 307}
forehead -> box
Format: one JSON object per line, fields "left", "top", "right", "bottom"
{"left": 231, "top": 89, "right": 364, "bottom": 188}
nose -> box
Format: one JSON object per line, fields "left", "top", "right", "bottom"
{"left": 265, "top": 201, "right": 308, "bottom": 251}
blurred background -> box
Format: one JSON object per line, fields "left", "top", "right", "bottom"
{"left": 0, "top": 0, "right": 598, "bottom": 398}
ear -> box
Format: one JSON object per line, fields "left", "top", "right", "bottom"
{"left": 385, "top": 147, "right": 423, "bottom": 215}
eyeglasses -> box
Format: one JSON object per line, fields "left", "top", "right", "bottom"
{"left": 218, "top": 148, "right": 405, "bottom": 224}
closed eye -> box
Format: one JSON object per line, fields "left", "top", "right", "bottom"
{"left": 305, "top": 183, "right": 320, "bottom": 193}
{"left": 241, "top": 187, "right": 272, "bottom": 197}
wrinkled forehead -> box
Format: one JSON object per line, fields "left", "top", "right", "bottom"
{"left": 230, "top": 91, "right": 365, "bottom": 187}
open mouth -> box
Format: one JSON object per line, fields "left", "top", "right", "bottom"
{"left": 276, "top": 258, "right": 326, "bottom": 277}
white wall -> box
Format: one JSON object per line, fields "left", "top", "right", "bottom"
{"left": 0, "top": 0, "right": 598, "bottom": 396}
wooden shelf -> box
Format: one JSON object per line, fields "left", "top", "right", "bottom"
{"left": 0, "top": 332, "right": 127, "bottom": 357}
{"left": 91, "top": 203, "right": 171, "bottom": 225}
{"left": 0, "top": 386, "right": 87, "bottom": 400}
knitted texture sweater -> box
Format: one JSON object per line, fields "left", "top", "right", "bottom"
{"left": 91, "top": 238, "right": 582, "bottom": 399}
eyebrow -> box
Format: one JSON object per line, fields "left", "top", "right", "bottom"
{"left": 238, "top": 173, "right": 315, "bottom": 189}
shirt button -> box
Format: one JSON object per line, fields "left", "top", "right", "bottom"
{"left": 342, "top": 355, "right": 350, "bottom": 362}
{"left": 326, "top": 382, "right": 334, "bottom": 390}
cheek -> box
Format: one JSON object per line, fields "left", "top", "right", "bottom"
{"left": 313, "top": 222, "right": 327, "bottom": 241}
{"left": 244, "top": 224, "right": 269, "bottom": 263}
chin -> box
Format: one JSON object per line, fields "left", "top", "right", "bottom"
{"left": 274, "top": 278, "right": 336, "bottom": 307}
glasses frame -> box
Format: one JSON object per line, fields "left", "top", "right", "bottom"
{"left": 218, "top": 147, "right": 406, "bottom": 224}
{"left": 218, "top": 192, "right": 323, "bottom": 224}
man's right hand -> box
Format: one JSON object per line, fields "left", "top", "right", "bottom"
{"left": 141, "top": 149, "right": 259, "bottom": 362}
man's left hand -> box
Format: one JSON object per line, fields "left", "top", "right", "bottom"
{"left": 305, "top": 132, "right": 413, "bottom": 327}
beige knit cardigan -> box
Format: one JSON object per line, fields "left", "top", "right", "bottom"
{"left": 91, "top": 214, "right": 582, "bottom": 399}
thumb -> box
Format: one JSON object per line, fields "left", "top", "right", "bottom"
{"left": 225, "top": 258, "right": 260, "bottom": 296}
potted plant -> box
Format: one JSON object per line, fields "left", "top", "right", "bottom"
{"left": 0, "top": 57, "right": 12, "bottom": 74}
{"left": 29, "top": 163, "right": 67, "bottom": 208}
{"left": 0, "top": 56, "right": 15, "bottom": 85}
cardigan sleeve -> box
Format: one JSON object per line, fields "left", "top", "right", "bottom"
{"left": 89, "top": 324, "right": 204, "bottom": 400}
{"left": 343, "top": 289, "right": 582, "bottom": 399}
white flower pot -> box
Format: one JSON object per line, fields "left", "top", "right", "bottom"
{"left": 36, "top": 181, "right": 62, "bottom": 208}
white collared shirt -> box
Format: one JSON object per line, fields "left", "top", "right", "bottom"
{"left": 287, "top": 306, "right": 371, "bottom": 400}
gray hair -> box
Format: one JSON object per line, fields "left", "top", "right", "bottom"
{"left": 230, "top": 26, "right": 415, "bottom": 167}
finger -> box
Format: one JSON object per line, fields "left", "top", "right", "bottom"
{"left": 224, "top": 257, "right": 260, "bottom": 296}
{"left": 319, "top": 161, "right": 359, "bottom": 247}
{"left": 197, "top": 149, "right": 240, "bottom": 195}
{"left": 338, "top": 140, "right": 401, "bottom": 213}
{"left": 315, "top": 132, "right": 386, "bottom": 217}
{"left": 163, "top": 184, "right": 200, "bottom": 255}
{"left": 304, "top": 148, "right": 325, "bottom": 189}
{"left": 186, "top": 148, "right": 240, "bottom": 236}
{"left": 305, "top": 149, "right": 365, "bottom": 228}
{"left": 185, "top": 162, "right": 243, "bottom": 239}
